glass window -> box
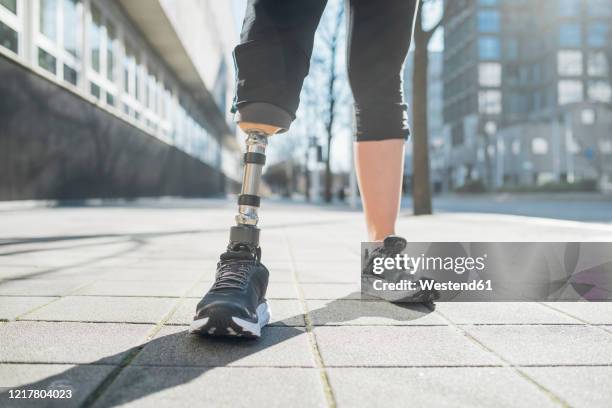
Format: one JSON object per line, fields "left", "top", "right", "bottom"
{"left": 39, "top": 0, "right": 57, "bottom": 41}
{"left": 478, "top": 11, "right": 500, "bottom": 33}
{"left": 135, "top": 59, "right": 142, "bottom": 101}
{"left": 512, "top": 140, "right": 521, "bottom": 155}
{"left": 38, "top": 47, "right": 57, "bottom": 74}
{"left": 587, "top": 0, "right": 612, "bottom": 17}
{"left": 479, "top": 62, "right": 502, "bottom": 86}
{"left": 559, "top": 23, "right": 581, "bottom": 47}
{"left": 0, "top": 20, "right": 18, "bottom": 53}
{"left": 148, "top": 74, "right": 157, "bottom": 112}
{"left": 505, "top": 38, "right": 518, "bottom": 60}
{"left": 106, "top": 21, "right": 116, "bottom": 81}
{"left": 63, "top": 64, "right": 77, "bottom": 85}
{"left": 532, "top": 138, "right": 548, "bottom": 155}
{"left": 558, "top": 80, "right": 583, "bottom": 105}
{"left": 478, "top": 36, "right": 500, "bottom": 60}
{"left": 581, "top": 109, "right": 595, "bottom": 125}
{"left": 587, "top": 22, "right": 608, "bottom": 47}
{"left": 587, "top": 51, "right": 608, "bottom": 76}
{"left": 106, "top": 93, "right": 115, "bottom": 106}
{"left": 588, "top": 81, "right": 612, "bottom": 102}
{"left": 0, "top": 0, "right": 17, "bottom": 14}
{"left": 557, "top": 50, "right": 583, "bottom": 76}
{"left": 123, "top": 43, "right": 134, "bottom": 94}
{"left": 599, "top": 140, "right": 612, "bottom": 154}
{"left": 63, "top": 0, "right": 80, "bottom": 57}
{"left": 90, "top": 82, "right": 100, "bottom": 99}
{"left": 479, "top": 90, "right": 502, "bottom": 114}
{"left": 559, "top": 0, "right": 580, "bottom": 16}
{"left": 89, "top": 4, "right": 101, "bottom": 73}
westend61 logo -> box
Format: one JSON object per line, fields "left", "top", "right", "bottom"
{"left": 361, "top": 242, "right": 612, "bottom": 302}
{"left": 372, "top": 253, "right": 487, "bottom": 275}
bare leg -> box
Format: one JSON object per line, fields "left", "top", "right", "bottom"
{"left": 354, "top": 139, "right": 405, "bottom": 241}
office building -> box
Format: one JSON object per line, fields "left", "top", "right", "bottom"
{"left": 442, "top": 0, "right": 612, "bottom": 190}
{"left": 0, "top": 0, "right": 240, "bottom": 200}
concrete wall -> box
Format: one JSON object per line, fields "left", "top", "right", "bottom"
{"left": 0, "top": 57, "right": 224, "bottom": 201}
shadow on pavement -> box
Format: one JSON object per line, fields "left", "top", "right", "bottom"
{"left": 0, "top": 294, "right": 433, "bottom": 407}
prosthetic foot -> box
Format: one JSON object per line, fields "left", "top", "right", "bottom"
{"left": 191, "top": 124, "right": 281, "bottom": 338}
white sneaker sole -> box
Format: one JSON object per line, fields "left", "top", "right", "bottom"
{"left": 189, "top": 301, "right": 271, "bottom": 338}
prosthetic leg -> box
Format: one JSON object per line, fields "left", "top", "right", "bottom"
{"left": 227, "top": 123, "right": 283, "bottom": 256}
{"left": 191, "top": 122, "right": 283, "bottom": 338}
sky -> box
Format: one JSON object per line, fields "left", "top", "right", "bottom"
{"left": 230, "top": 0, "right": 444, "bottom": 171}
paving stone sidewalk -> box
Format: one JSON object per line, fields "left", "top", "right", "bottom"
{"left": 1, "top": 199, "right": 611, "bottom": 407}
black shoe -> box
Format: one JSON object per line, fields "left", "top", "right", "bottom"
{"left": 190, "top": 244, "right": 271, "bottom": 338}
{"left": 361, "top": 235, "right": 439, "bottom": 304}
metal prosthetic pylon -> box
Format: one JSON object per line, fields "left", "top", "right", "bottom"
{"left": 228, "top": 131, "right": 268, "bottom": 253}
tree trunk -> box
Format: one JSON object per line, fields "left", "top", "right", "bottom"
{"left": 324, "top": 127, "right": 333, "bottom": 202}
{"left": 411, "top": 24, "right": 432, "bottom": 215}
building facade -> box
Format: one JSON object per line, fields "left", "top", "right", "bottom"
{"left": 0, "top": 0, "right": 240, "bottom": 200}
{"left": 442, "top": 0, "right": 612, "bottom": 191}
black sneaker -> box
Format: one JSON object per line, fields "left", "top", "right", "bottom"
{"left": 362, "top": 235, "right": 439, "bottom": 304}
{"left": 190, "top": 244, "right": 271, "bottom": 338}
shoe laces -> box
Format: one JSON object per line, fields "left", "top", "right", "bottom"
{"left": 211, "top": 259, "right": 253, "bottom": 290}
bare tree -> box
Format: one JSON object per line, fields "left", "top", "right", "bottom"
{"left": 293, "top": 1, "right": 349, "bottom": 203}
{"left": 411, "top": 0, "right": 444, "bottom": 215}
{"left": 317, "top": 4, "right": 345, "bottom": 202}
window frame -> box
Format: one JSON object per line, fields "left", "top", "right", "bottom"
{"left": 0, "top": 0, "right": 22, "bottom": 56}
{"left": 86, "top": 1, "right": 118, "bottom": 106}
{"left": 33, "top": 0, "right": 83, "bottom": 86}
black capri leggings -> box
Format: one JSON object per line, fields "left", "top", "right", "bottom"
{"left": 232, "top": 0, "right": 419, "bottom": 141}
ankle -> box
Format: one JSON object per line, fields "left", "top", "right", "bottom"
{"left": 368, "top": 230, "right": 394, "bottom": 242}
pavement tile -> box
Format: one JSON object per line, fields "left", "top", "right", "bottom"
{"left": 522, "top": 367, "right": 612, "bottom": 408}
{"left": 0, "top": 266, "right": 45, "bottom": 280}
{"left": 543, "top": 302, "right": 612, "bottom": 324}
{"left": 74, "top": 280, "right": 195, "bottom": 297}
{"left": 289, "top": 249, "right": 357, "bottom": 262}
{"left": 21, "top": 296, "right": 177, "bottom": 324}
{"left": 266, "top": 299, "right": 305, "bottom": 326}
{"left": 435, "top": 302, "right": 580, "bottom": 325}
{"left": 0, "top": 257, "right": 79, "bottom": 268}
{"left": 0, "top": 322, "right": 152, "bottom": 364}
{"left": 463, "top": 325, "right": 612, "bottom": 365}
{"left": 0, "top": 279, "right": 91, "bottom": 296}
{"left": 266, "top": 282, "right": 299, "bottom": 299}
{"left": 306, "top": 300, "right": 445, "bottom": 326}
{"left": 132, "top": 326, "right": 315, "bottom": 367}
{"left": 167, "top": 298, "right": 305, "bottom": 327}
{"left": 117, "top": 259, "right": 210, "bottom": 270}
{"left": 0, "top": 296, "right": 57, "bottom": 320}
{"left": 314, "top": 326, "right": 501, "bottom": 367}
{"left": 93, "top": 367, "right": 326, "bottom": 408}
{"left": 0, "top": 364, "right": 116, "bottom": 408}
{"left": 301, "top": 283, "right": 361, "bottom": 299}
{"left": 327, "top": 367, "right": 557, "bottom": 408}
{"left": 186, "top": 281, "right": 212, "bottom": 298}
{"left": 95, "top": 268, "right": 203, "bottom": 281}
{"left": 296, "top": 266, "right": 360, "bottom": 284}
